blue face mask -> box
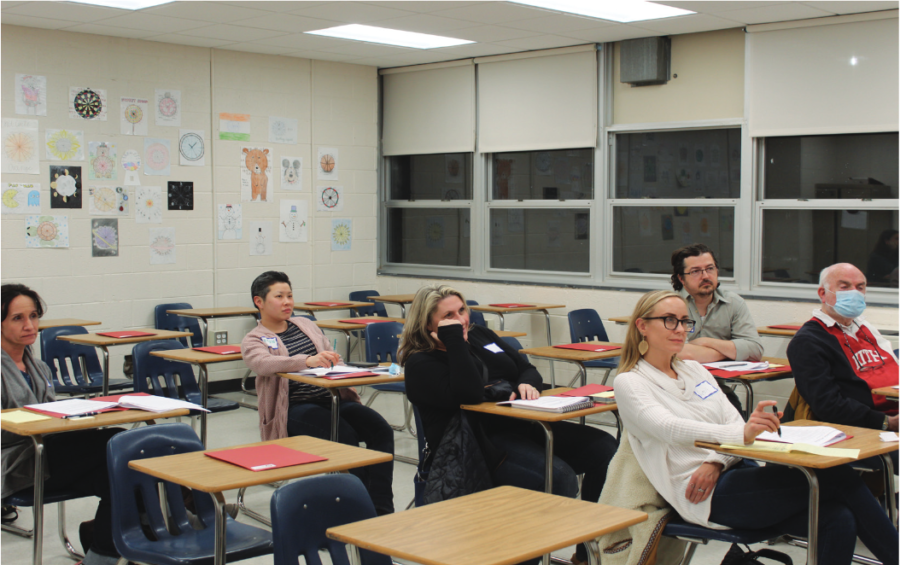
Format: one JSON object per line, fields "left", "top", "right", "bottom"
{"left": 831, "top": 289, "right": 866, "bottom": 319}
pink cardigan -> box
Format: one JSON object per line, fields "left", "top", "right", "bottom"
{"left": 241, "top": 317, "right": 344, "bottom": 441}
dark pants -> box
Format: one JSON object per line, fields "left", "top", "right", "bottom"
{"left": 709, "top": 462, "right": 899, "bottom": 565}
{"left": 14, "top": 428, "right": 123, "bottom": 557}
{"left": 286, "top": 399, "right": 394, "bottom": 514}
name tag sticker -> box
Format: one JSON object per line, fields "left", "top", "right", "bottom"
{"left": 694, "top": 380, "right": 718, "bottom": 400}
{"left": 261, "top": 337, "right": 278, "bottom": 349}
{"left": 484, "top": 343, "right": 504, "bottom": 354}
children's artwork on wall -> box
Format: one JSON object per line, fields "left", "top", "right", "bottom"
{"left": 219, "top": 113, "right": 250, "bottom": 141}
{"left": 121, "top": 149, "right": 142, "bottom": 186}
{"left": 149, "top": 227, "right": 176, "bottom": 265}
{"left": 317, "top": 147, "right": 338, "bottom": 181}
{"left": 16, "top": 74, "right": 47, "bottom": 116}
{"left": 88, "top": 142, "right": 117, "bottom": 180}
{"left": 680, "top": 219, "right": 693, "bottom": 244}
{"left": 26, "top": 215, "right": 69, "bottom": 248}
{"left": 507, "top": 209, "right": 524, "bottom": 233}
{"left": 155, "top": 89, "right": 181, "bottom": 126}
{"left": 2, "top": 118, "right": 40, "bottom": 174}
{"left": 241, "top": 146, "right": 272, "bottom": 202}
{"left": 661, "top": 214, "right": 674, "bottom": 241}
{"left": 699, "top": 214, "right": 711, "bottom": 238}
{"left": 547, "top": 219, "right": 562, "bottom": 248}
{"left": 178, "top": 129, "right": 204, "bottom": 166}
{"left": 268, "top": 116, "right": 298, "bottom": 144}
{"left": 120, "top": 97, "right": 149, "bottom": 136}
{"left": 70, "top": 87, "right": 107, "bottom": 121}
{"left": 91, "top": 218, "right": 118, "bottom": 257}
{"left": 2, "top": 183, "right": 41, "bottom": 215}
{"left": 144, "top": 139, "right": 171, "bottom": 176}
{"left": 167, "top": 181, "right": 193, "bottom": 210}
{"left": 331, "top": 218, "right": 352, "bottom": 251}
{"left": 491, "top": 216, "right": 504, "bottom": 247}
{"left": 49, "top": 166, "right": 82, "bottom": 209}
{"left": 88, "top": 186, "right": 129, "bottom": 216}
{"left": 425, "top": 216, "right": 444, "bottom": 249}
{"left": 279, "top": 200, "right": 307, "bottom": 243}
{"left": 280, "top": 156, "right": 302, "bottom": 190}
{"left": 46, "top": 129, "right": 84, "bottom": 161}
{"left": 575, "top": 213, "right": 589, "bottom": 240}
{"left": 248, "top": 221, "right": 273, "bottom": 256}
{"left": 639, "top": 209, "right": 653, "bottom": 237}
{"left": 135, "top": 186, "right": 163, "bottom": 223}
{"left": 445, "top": 154, "right": 463, "bottom": 184}
{"left": 316, "top": 185, "right": 343, "bottom": 212}
{"left": 217, "top": 204, "right": 243, "bottom": 240}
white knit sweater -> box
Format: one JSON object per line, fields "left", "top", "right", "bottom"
{"left": 614, "top": 359, "right": 746, "bottom": 528}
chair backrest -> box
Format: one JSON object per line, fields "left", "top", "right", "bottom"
{"left": 500, "top": 336, "right": 529, "bottom": 364}
{"left": 465, "top": 300, "right": 487, "bottom": 327}
{"left": 568, "top": 308, "right": 610, "bottom": 343}
{"left": 40, "top": 326, "right": 102, "bottom": 388}
{"left": 349, "top": 290, "right": 387, "bottom": 318}
{"left": 131, "top": 341, "right": 202, "bottom": 404}
{"left": 153, "top": 303, "right": 202, "bottom": 348}
{"left": 270, "top": 474, "right": 391, "bottom": 565}
{"left": 364, "top": 322, "right": 403, "bottom": 364}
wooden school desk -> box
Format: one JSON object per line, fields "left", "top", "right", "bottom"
{"left": 327, "top": 485, "right": 648, "bottom": 565}
{"left": 757, "top": 325, "right": 804, "bottom": 337}
{"left": 873, "top": 386, "right": 899, "bottom": 399}
{"left": 129, "top": 435, "right": 393, "bottom": 565}
{"left": 165, "top": 307, "right": 259, "bottom": 346}
{"left": 713, "top": 357, "right": 793, "bottom": 413}
{"left": 697, "top": 420, "right": 898, "bottom": 565}
{"left": 294, "top": 301, "right": 374, "bottom": 319}
{"left": 366, "top": 294, "right": 416, "bottom": 317}
{"left": 149, "top": 347, "right": 243, "bottom": 447}
{"left": 56, "top": 329, "right": 193, "bottom": 395}
{"left": 0, "top": 406, "right": 189, "bottom": 565}
{"left": 608, "top": 316, "right": 630, "bottom": 326}
{"left": 315, "top": 317, "right": 405, "bottom": 361}
{"left": 518, "top": 341, "right": 623, "bottom": 388}
{"left": 495, "top": 329, "right": 527, "bottom": 338}
{"left": 37, "top": 318, "right": 101, "bottom": 331}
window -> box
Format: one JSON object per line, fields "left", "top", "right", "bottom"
{"left": 492, "top": 149, "right": 593, "bottom": 200}
{"left": 389, "top": 153, "right": 473, "bottom": 201}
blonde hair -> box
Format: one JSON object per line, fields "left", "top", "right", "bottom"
{"left": 397, "top": 284, "right": 470, "bottom": 366}
{"left": 618, "top": 290, "right": 687, "bottom": 374}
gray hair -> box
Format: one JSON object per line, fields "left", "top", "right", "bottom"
{"left": 818, "top": 265, "right": 838, "bottom": 290}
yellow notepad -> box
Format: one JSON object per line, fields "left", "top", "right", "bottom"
{"left": 1, "top": 410, "right": 51, "bottom": 424}
{"left": 719, "top": 441, "right": 859, "bottom": 459}
{"left": 591, "top": 391, "right": 615, "bottom": 399}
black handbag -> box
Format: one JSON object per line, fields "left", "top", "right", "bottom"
{"left": 483, "top": 379, "right": 515, "bottom": 402}
{"left": 720, "top": 544, "right": 792, "bottom": 565}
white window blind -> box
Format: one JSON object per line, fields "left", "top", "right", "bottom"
{"left": 477, "top": 46, "right": 597, "bottom": 153}
{"left": 746, "top": 12, "right": 899, "bottom": 137}
{"left": 381, "top": 61, "right": 475, "bottom": 156}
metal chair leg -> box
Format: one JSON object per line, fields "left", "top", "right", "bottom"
{"left": 57, "top": 502, "right": 83, "bottom": 560}
{"left": 236, "top": 486, "right": 271, "bottom": 527}
{"left": 679, "top": 542, "right": 700, "bottom": 565}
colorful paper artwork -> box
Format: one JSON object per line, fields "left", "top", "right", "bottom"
{"left": 331, "top": 218, "right": 352, "bottom": 251}
{"left": 445, "top": 154, "right": 463, "bottom": 184}
{"left": 219, "top": 113, "right": 250, "bottom": 141}
{"left": 135, "top": 186, "right": 163, "bottom": 223}
{"left": 2, "top": 183, "right": 41, "bottom": 215}
{"left": 316, "top": 185, "right": 343, "bottom": 212}
{"left": 661, "top": 214, "right": 674, "bottom": 241}
{"left": 248, "top": 221, "right": 273, "bottom": 256}
{"left": 88, "top": 142, "right": 117, "bottom": 180}
{"left": 279, "top": 200, "right": 307, "bottom": 243}
{"left": 120, "top": 97, "right": 149, "bottom": 136}
{"left": 425, "top": 216, "right": 444, "bottom": 249}
{"left": 241, "top": 146, "right": 272, "bottom": 202}
{"left": 317, "top": 147, "right": 338, "bottom": 181}
{"left": 699, "top": 214, "right": 711, "bottom": 238}
{"left": 149, "top": 227, "right": 176, "bottom": 265}
{"left": 167, "top": 181, "right": 193, "bottom": 210}
{"left": 70, "top": 87, "right": 107, "bottom": 121}
{"left": 639, "top": 209, "right": 653, "bottom": 237}
{"left": 155, "top": 89, "right": 181, "bottom": 126}
{"left": 49, "top": 166, "right": 82, "bottom": 209}
{"left": 91, "top": 218, "right": 118, "bottom": 257}
{"left": 268, "top": 116, "right": 298, "bottom": 144}
{"left": 88, "top": 186, "right": 128, "bottom": 216}
{"left": 121, "top": 149, "right": 142, "bottom": 186}
{"left": 178, "top": 129, "right": 204, "bottom": 166}
{"left": 2, "top": 118, "right": 40, "bottom": 174}
{"left": 16, "top": 74, "right": 47, "bottom": 116}
{"left": 144, "top": 139, "right": 171, "bottom": 176}
{"left": 45, "top": 129, "right": 84, "bottom": 161}
{"left": 280, "top": 156, "right": 302, "bottom": 190}
{"left": 26, "top": 215, "right": 68, "bottom": 248}
{"left": 217, "top": 203, "right": 243, "bottom": 240}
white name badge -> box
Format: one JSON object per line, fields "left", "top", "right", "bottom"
{"left": 484, "top": 343, "right": 504, "bottom": 354}
{"left": 694, "top": 380, "right": 718, "bottom": 400}
{"left": 261, "top": 336, "right": 278, "bottom": 349}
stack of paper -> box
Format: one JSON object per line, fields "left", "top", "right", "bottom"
{"left": 497, "top": 396, "right": 593, "bottom": 413}
{"left": 117, "top": 395, "right": 209, "bottom": 413}
{"left": 756, "top": 425, "right": 848, "bottom": 447}
{"left": 703, "top": 361, "right": 770, "bottom": 372}
{"left": 296, "top": 366, "right": 387, "bottom": 377}
{"left": 25, "top": 398, "right": 120, "bottom": 417}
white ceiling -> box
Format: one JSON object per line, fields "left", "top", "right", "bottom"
{"left": 1, "top": 0, "right": 897, "bottom": 68}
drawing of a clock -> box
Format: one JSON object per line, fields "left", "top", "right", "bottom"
{"left": 179, "top": 133, "right": 203, "bottom": 162}
{"left": 158, "top": 92, "right": 177, "bottom": 117}
{"left": 92, "top": 187, "right": 117, "bottom": 212}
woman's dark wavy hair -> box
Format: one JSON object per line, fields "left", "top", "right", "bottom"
{"left": 1, "top": 284, "right": 46, "bottom": 322}
{"left": 670, "top": 243, "right": 719, "bottom": 291}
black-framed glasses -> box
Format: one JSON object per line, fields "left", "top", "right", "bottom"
{"left": 642, "top": 316, "right": 696, "bottom": 333}
{"left": 683, "top": 266, "right": 717, "bottom": 278}
{"left": 840, "top": 328, "right": 886, "bottom": 372}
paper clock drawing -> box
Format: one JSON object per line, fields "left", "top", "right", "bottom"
{"left": 219, "top": 113, "right": 250, "bottom": 141}
{"left": 279, "top": 200, "right": 307, "bottom": 243}
{"left": 144, "top": 138, "right": 171, "bottom": 176}
{"left": 155, "top": 89, "right": 181, "bottom": 126}
{"left": 316, "top": 185, "right": 343, "bottom": 212}
{"left": 217, "top": 204, "right": 243, "bottom": 240}
{"left": 26, "top": 215, "right": 68, "bottom": 248}
{"left": 317, "top": 147, "right": 338, "bottom": 181}
{"left": 49, "top": 166, "right": 82, "bottom": 209}
{"left": 179, "top": 129, "right": 205, "bottom": 166}
{"left": 70, "top": 87, "right": 107, "bottom": 121}
{"left": 2, "top": 183, "right": 41, "bottom": 215}
{"left": 135, "top": 186, "right": 163, "bottom": 223}
{"left": 120, "top": 97, "right": 149, "bottom": 136}
{"left": 16, "top": 74, "right": 47, "bottom": 116}
{"left": 241, "top": 146, "right": 272, "bottom": 202}
{"left": 88, "top": 142, "right": 117, "bottom": 180}
{"left": 2, "top": 118, "right": 40, "bottom": 174}
{"left": 167, "top": 181, "right": 193, "bottom": 210}
{"left": 88, "top": 186, "right": 129, "bottom": 216}
{"left": 149, "top": 227, "right": 176, "bottom": 265}
{"left": 121, "top": 149, "right": 142, "bottom": 186}
{"left": 248, "top": 221, "right": 272, "bottom": 256}
{"left": 281, "top": 157, "right": 302, "bottom": 190}
{"left": 91, "top": 218, "right": 118, "bottom": 257}
{"left": 331, "top": 219, "right": 352, "bottom": 251}
{"left": 268, "top": 116, "right": 298, "bottom": 145}
{"left": 45, "top": 129, "right": 84, "bottom": 161}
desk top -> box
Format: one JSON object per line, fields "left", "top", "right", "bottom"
{"left": 494, "top": 330, "right": 527, "bottom": 338}
{"left": 608, "top": 316, "right": 630, "bottom": 325}
{"left": 57, "top": 329, "right": 193, "bottom": 346}
{"left": 166, "top": 307, "right": 259, "bottom": 319}
{"left": 757, "top": 325, "right": 803, "bottom": 337}
{"left": 519, "top": 341, "right": 623, "bottom": 362}
{"left": 697, "top": 420, "right": 898, "bottom": 469}
{"left": 129, "top": 435, "right": 393, "bottom": 493}
{"left": 149, "top": 347, "right": 243, "bottom": 364}
{"left": 0, "top": 407, "right": 189, "bottom": 436}
{"left": 873, "top": 386, "right": 899, "bottom": 399}
{"left": 723, "top": 357, "right": 793, "bottom": 383}
{"left": 294, "top": 301, "right": 373, "bottom": 312}
{"left": 368, "top": 294, "right": 416, "bottom": 304}
{"left": 461, "top": 387, "right": 617, "bottom": 423}
{"left": 315, "top": 317, "right": 405, "bottom": 331}
{"left": 327, "top": 485, "right": 647, "bottom": 565}
{"left": 470, "top": 303, "right": 565, "bottom": 313}
{"left": 38, "top": 318, "right": 102, "bottom": 330}
{"left": 277, "top": 371, "right": 405, "bottom": 389}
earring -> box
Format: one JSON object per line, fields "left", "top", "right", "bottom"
{"left": 638, "top": 335, "right": 649, "bottom": 356}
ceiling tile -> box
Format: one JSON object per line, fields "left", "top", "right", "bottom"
{"left": 651, "top": 2, "right": 787, "bottom": 14}
{"left": 501, "top": 14, "right": 618, "bottom": 34}
{"left": 315, "top": 41, "right": 418, "bottom": 57}
{"left": 90, "top": 13, "right": 212, "bottom": 33}
{"left": 186, "top": 24, "right": 290, "bottom": 42}
{"left": 218, "top": 42, "right": 299, "bottom": 55}
{"left": 493, "top": 34, "right": 586, "bottom": 50}
{"left": 0, "top": 13, "right": 73, "bottom": 29}
{"left": 563, "top": 25, "right": 664, "bottom": 42}
{"left": 240, "top": 13, "right": 342, "bottom": 33}
{"left": 217, "top": 2, "right": 332, "bottom": 12}
{"left": 252, "top": 33, "right": 344, "bottom": 50}
{"left": 365, "top": 2, "right": 484, "bottom": 13}
{"left": 630, "top": 13, "right": 745, "bottom": 34}
{"left": 0, "top": 2, "right": 30, "bottom": 8}
{"left": 142, "top": 2, "right": 273, "bottom": 23}
{"left": 62, "top": 22, "right": 160, "bottom": 38}
{"left": 800, "top": 2, "right": 899, "bottom": 15}
{"left": 288, "top": 2, "right": 415, "bottom": 23}
{"left": 148, "top": 34, "right": 236, "bottom": 48}
{"left": 283, "top": 49, "right": 365, "bottom": 62}
{"left": 450, "top": 24, "right": 540, "bottom": 42}
{"left": 372, "top": 13, "right": 477, "bottom": 33}
{"left": 711, "top": 3, "right": 834, "bottom": 23}
{"left": 431, "top": 42, "right": 524, "bottom": 57}
{"left": 3, "top": 1, "right": 125, "bottom": 22}
{"left": 429, "top": 2, "right": 549, "bottom": 24}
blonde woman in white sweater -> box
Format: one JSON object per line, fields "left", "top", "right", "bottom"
{"left": 614, "top": 290, "right": 897, "bottom": 565}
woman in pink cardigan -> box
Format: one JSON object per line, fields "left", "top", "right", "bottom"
{"left": 241, "top": 271, "right": 394, "bottom": 515}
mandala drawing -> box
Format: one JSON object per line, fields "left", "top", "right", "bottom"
{"left": 179, "top": 130, "right": 204, "bottom": 165}
{"left": 89, "top": 141, "right": 116, "bottom": 180}
{"left": 158, "top": 92, "right": 177, "bottom": 117}
{"left": 73, "top": 88, "right": 103, "bottom": 119}
{"left": 120, "top": 97, "right": 148, "bottom": 136}
{"left": 91, "top": 218, "right": 118, "bottom": 257}
{"left": 135, "top": 186, "right": 163, "bottom": 223}
{"left": 331, "top": 218, "right": 351, "bottom": 251}
{"left": 46, "top": 129, "right": 84, "bottom": 161}
{"left": 149, "top": 227, "right": 176, "bottom": 264}
{"left": 167, "top": 181, "right": 193, "bottom": 210}
{"left": 25, "top": 215, "right": 69, "bottom": 248}
{"left": 5, "top": 132, "right": 34, "bottom": 162}
{"left": 1, "top": 119, "right": 39, "bottom": 174}
{"left": 155, "top": 89, "right": 181, "bottom": 126}
{"left": 90, "top": 187, "right": 117, "bottom": 213}
{"left": 49, "top": 166, "right": 82, "bottom": 209}
{"left": 321, "top": 187, "right": 339, "bottom": 208}
{"left": 125, "top": 104, "right": 142, "bottom": 128}
{"left": 144, "top": 139, "right": 171, "bottom": 176}
{"left": 316, "top": 185, "right": 344, "bottom": 212}
{"left": 121, "top": 149, "right": 142, "bottom": 185}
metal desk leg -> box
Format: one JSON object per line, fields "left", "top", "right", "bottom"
{"left": 199, "top": 317, "right": 210, "bottom": 347}
{"left": 576, "top": 361, "right": 586, "bottom": 424}
{"left": 236, "top": 487, "right": 272, "bottom": 527}
{"left": 211, "top": 492, "right": 228, "bottom": 565}
{"left": 199, "top": 364, "right": 209, "bottom": 448}
{"left": 31, "top": 435, "right": 44, "bottom": 565}
{"left": 399, "top": 304, "right": 407, "bottom": 318}
{"left": 585, "top": 539, "right": 601, "bottom": 565}
{"left": 99, "top": 345, "right": 110, "bottom": 396}
{"left": 347, "top": 543, "right": 362, "bottom": 565}
{"left": 795, "top": 466, "right": 820, "bottom": 565}
{"left": 343, "top": 330, "right": 352, "bottom": 363}
{"left": 538, "top": 421, "right": 554, "bottom": 565}
{"left": 736, "top": 379, "right": 754, "bottom": 416}
{"left": 539, "top": 310, "right": 556, "bottom": 388}
{"left": 882, "top": 454, "right": 897, "bottom": 525}
{"left": 497, "top": 312, "right": 506, "bottom": 330}
{"left": 330, "top": 390, "right": 341, "bottom": 442}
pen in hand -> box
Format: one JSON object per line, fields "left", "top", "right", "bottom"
{"left": 771, "top": 404, "right": 781, "bottom": 437}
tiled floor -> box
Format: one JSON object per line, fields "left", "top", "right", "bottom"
{"left": 0, "top": 388, "right": 880, "bottom": 565}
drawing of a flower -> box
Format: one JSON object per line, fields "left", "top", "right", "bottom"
{"left": 5, "top": 132, "right": 35, "bottom": 162}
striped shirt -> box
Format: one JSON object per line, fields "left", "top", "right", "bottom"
{"left": 278, "top": 323, "right": 330, "bottom": 404}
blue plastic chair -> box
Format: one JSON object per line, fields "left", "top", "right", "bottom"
{"left": 663, "top": 515, "right": 784, "bottom": 565}
{"left": 567, "top": 309, "right": 619, "bottom": 385}
{"left": 500, "top": 336, "right": 531, "bottom": 365}
{"left": 40, "top": 326, "right": 132, "bottom": 396}
{"left": 107, "top": 424, "right": 273, "bottom": 565}
{"left": 2, "top": 488, "right": 87, "bottom": 561}
{"left": 270, "top": 474, "right": 391, "bottom": 565}
{"left": 466, "top": 300, "right": 487, "bottom": 327}
{"left": 154, "top": 302, "right": 203, "bottom": 348}
{"left": 349, "top": 290, "right": 388, "bottom": 318}
{"left": 364, "top": 322, "right": 414, "bottom": 440}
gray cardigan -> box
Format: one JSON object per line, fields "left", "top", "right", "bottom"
{"left": 2, "top": 347, "right": 55, "bottom": 498}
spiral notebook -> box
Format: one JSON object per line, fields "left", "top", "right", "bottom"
{"left": 496, "top": 396, "right": 593, "bottom": 413}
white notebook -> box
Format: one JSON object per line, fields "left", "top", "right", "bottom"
{"left": 496, "top": 396, "right": 593, "bottom": 413}
{"left": 756, "top": 425, "right": 847, "bottom": 447}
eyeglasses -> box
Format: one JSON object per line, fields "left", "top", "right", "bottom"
{"left": 840, "top": 328, "right": 886, "bottom": 372}
{"left": 683, "top": 266, "right": 717, "bottom": 278}
{"left": 642, "top": 316, "right": 696, "bottom": 333}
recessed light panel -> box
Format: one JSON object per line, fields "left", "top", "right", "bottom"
{"left": 510, "top": 0, "right": 695, "bottom": 23}
{"left": 306, "top": 24, "right": 475, "bottom": 50}
{"left": 68, "top": 0, "right": 174, "bottom": 9}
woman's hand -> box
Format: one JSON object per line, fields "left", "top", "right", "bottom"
{"left": 431, "top": 319, "right": 465, "bottom": 345}
{"left": 743, "top": 400, "right": 782, "bottom": 444}
{"left": 685, "top": 462, "right": 722, "bottom": 504}
{"left": 511, "top": 383, "right": 540, "bottom": 401}
{"left": 306, "top": 350, "right": 341, "bottom": 369}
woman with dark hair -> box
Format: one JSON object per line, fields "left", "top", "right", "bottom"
{"left": 1, "top": 284, "right": 123, "bottom": 565}
{"left": 867, "top": 229, "right": 898, "bottom": 286}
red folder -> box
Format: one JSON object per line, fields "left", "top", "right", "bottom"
{"left": 553, "top": 343, "right": 621, "bottom": 352}
{"left": 322, "top": 371, "right": 381, "bottom": 380}
{"left": 97, "top": 331, "right": 155, "bottom": 338}
{"left": 338, "top": 319, "right": 390, "bottom": 325}
{"left": 558, "top": 384, "right": 614, "bottom": 397}
{"left": 489, "top": 303, "right": 535, "bottom": 308}
{"left": 205, "top": 445, "right": 327, "bottom": 471}
{"left": 305, "top": 302, "right": 352, "bottom": 307}
{"left": 193, "top": 345, "right": 242, "bottom": 355}
{"left": 767, "top": 325, "right": 802, "bottom": 330}
{"left": 708, "top": 366, "right": 790, "bottom": 379}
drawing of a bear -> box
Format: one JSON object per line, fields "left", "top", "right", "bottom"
{"left": 243, "top": 148, "right": 269, "bottom": 201}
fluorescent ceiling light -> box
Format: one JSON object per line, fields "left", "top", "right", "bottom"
{"left": 306, "top": 24, "right": 474, "bottom": 49}
{"left": 510, "top": 0, "right": 695, "bottom": 23}
{"left": 68, "top": 0, "right": 174, "bottom": 9}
